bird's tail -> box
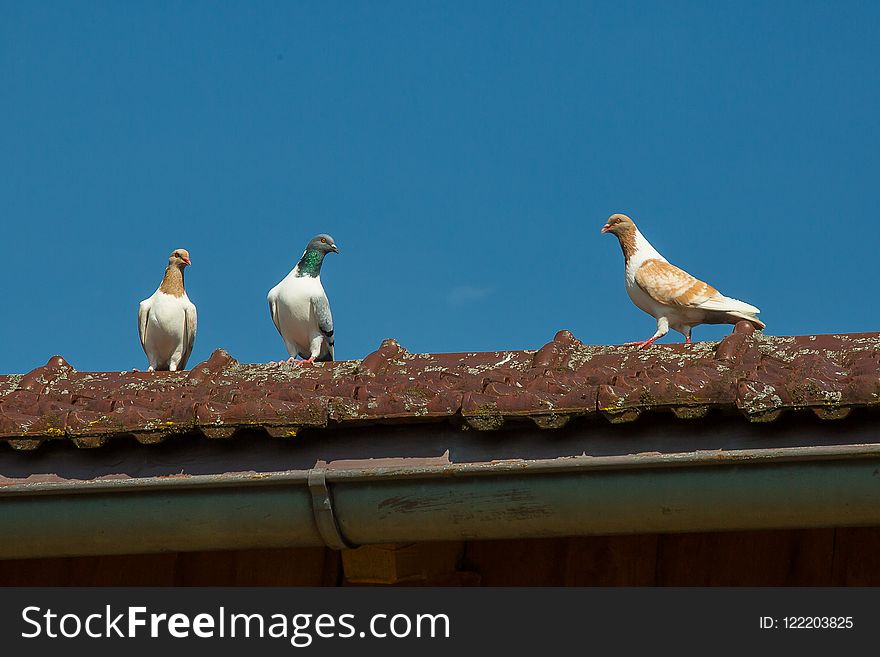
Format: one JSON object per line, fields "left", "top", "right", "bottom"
{"left": 701, "top": 294, "right": 765, "bottom": 329}
{"left": 725, "top": 311, "right": 765, "bottom": 330}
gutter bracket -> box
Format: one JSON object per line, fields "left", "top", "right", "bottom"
{"left": 308, "top": 468, "right": 356, "bottom": 550}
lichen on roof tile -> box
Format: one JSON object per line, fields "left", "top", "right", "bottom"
{"left": 2, "top": 322, "right": 880, "bottom": 449}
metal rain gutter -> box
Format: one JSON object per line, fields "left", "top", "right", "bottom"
{"left": 2, "top": 443, "right": 880, "bottom": 559}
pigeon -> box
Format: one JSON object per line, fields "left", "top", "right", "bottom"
{"left": 601, "top": 213, "right": 764, "bottom": 346}
{"left": 267, "top": 234, "right": 339, "bottom": 364}
{"left": 137, "top": 248, "right": 198, "bottom": 371}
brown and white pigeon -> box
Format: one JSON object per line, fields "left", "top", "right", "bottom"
{"left": 601, "top": 214, "right": 764, "bottom": 346}
{"left": 138, "top": 248, "right": 197, "bottom": 371}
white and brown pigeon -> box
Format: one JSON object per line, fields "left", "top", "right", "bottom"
{"left": 601, "top": 214, "right": 764, "bottom": 346}
{"left": 268, "top": 234, "right": 338, "bottom": 364}
{"left": 138, "top": 248, "right": 197, "bottom": 371}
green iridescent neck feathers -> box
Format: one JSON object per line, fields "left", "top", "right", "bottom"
{"left": 296, "top": 248, "right": 325, "bottom": 277}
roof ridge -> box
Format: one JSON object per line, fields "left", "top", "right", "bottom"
{"left": 2, "top": 323, "right": 879, "bottom": 449}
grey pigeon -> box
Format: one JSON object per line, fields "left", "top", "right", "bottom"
{"left": 267, "top": 234, "right": 339, "bottom": 363}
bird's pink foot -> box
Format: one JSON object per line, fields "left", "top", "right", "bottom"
{"left": 685, "top": 336, "right": 692, "bottom": 344}
{"left": 271, "top": 357, "right": 316, "bottom": 366}
{"left": 624, "top": 337, "right": 659, "bottom": 348}
{"left": 283, "top": 357, "right": 315, "bottom": 366}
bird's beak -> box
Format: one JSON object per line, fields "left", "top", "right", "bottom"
{"left": 330, "top": 244, "right": 339, "bottom": 254}
{"left": 600, "top": 224, "right": 611, "bottom": 234}
{"left": 183, "top": 257, "right": 192, "bottom": 266}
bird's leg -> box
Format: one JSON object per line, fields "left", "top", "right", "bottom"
{"left": 307, "top": 336, "right": 325, "bottom": 364}
{"left": 626, "top": 317, "right": 669, "bottom": 348}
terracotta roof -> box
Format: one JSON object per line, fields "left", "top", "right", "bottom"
{"left": 1, "top": 322, "right": 879, "bottom": 450}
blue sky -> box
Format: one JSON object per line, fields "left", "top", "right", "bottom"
{"left": 1, "top": 2, "right": 878, "bottom": 373}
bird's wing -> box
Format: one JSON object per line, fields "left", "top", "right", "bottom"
{"left": 635, "top": 259, "right": 720, "bottom": 309}
{"left": 138, "top": 300, "right": 151, "bottom": 351}
{"left": 311, "top": 293, "right": 334, "bottom": 351}
{"left": 268, "top": 291, "right": 284, "bottom": 339}
{"left": 180, "top": 303, "right": 197, "bottom": 369}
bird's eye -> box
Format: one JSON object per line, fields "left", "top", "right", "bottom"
{"left": 320, "top": 238, "right": 326, "bottom": 243}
